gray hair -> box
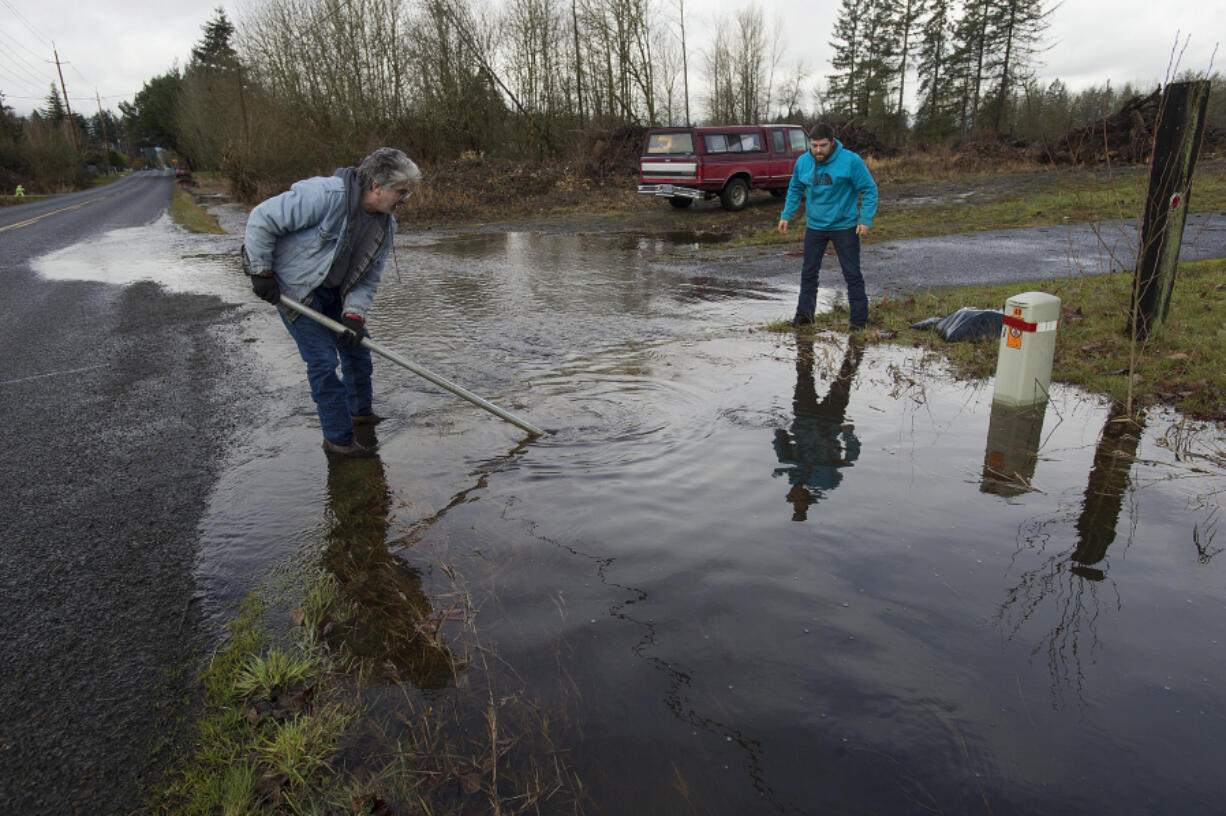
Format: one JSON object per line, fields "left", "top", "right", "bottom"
{"left": 357, "top": 147, "right": 421, "bottom": 192}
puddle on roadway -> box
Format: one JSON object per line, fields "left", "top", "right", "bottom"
{"left": 33, "top": 213, "right": 1226, "bottom": 813}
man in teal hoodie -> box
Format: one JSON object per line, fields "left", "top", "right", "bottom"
{"left": 778, "top": 123, "right": 879, "bottom": 329}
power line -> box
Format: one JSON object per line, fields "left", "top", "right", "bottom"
{"left": 3, "top": 92, "right": 138, "bottom": 101}
{"left": 0, "top": 52, "right": 49, "bottom": 88}
{"left": 0, "top": 25, "right": 49, "bottom": 66}
{"left": 0, "top": 0, "right": 52, "bottom": 47}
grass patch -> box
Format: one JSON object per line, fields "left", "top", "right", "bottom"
{"left": 89, "top": 173, "right": 126, "bottom": 188}
{"left": 0, "top": 194, "right": 45, "bottom": 207}
{"left": 154, "top": 548, "right": 585, "bottom": 816}
{"left": 723, "top": 159, "right": 1226, "bottom": 250}
{"left": 766, "top": 258, "right": 1226, "bottom": 420}
{"left": 170, "top": 185, "right": 227, "bottom": 234}
{"left": 869, "top": 165, "right": 1226, "bottom": 244}
{"left": 153, "top": 585, "right": 356, "bottom": 815}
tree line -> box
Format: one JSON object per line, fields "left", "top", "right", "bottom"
{"left": 2, "top": 0, "right": 1222, "bottom": 195}
{"left": 1, "top": 85, "right": 129, "bottom": 192}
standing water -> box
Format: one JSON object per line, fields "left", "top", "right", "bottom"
{"left": 37, "top": 214, "right": 1226, "bottom": 813}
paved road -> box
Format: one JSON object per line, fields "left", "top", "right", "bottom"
{"left": 0, "top": 172, "right": 250, "bottom": 813}
{"left": 862, "top": 211, "right": 1226, "bottom": 296}
{"left": 724, "top": 212, "right": 1226, "bottom": 299}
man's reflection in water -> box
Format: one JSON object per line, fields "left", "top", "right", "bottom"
{"left": 323, "top": 426, "right": 459, "bottom": 688}
{"left": 772, "top": 334, "right": 864, "bottom": 521}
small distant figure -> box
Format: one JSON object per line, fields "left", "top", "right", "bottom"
{"left": 14, "top": 185, "right": 24, "bottom": 198}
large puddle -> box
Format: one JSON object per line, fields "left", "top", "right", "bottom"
{"left": 35, "top": 210, "right": 1226, "bottom": 813}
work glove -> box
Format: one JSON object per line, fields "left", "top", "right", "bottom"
{"left": 340, "top": 313, "right": 365, "bottom": 347}
{"left": 251, "top": 272, "right": 280, "bottom": 304}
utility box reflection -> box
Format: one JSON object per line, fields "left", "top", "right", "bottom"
{"left": 980, "top": 401, "right": 1047, "bottom": 497}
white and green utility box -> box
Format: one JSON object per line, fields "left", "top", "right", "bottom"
{"left": 993, "top": 291, "right": 1061, "bottom": 407}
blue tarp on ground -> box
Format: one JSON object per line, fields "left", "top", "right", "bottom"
{"left": 911, "top": 307, "right": 1004, "bottom": 341}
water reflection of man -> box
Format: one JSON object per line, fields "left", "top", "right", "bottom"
{"left": 772, "top": 335, "right": 864, "bottom": 521}
{"left": 323, "top": 426, "right": 457, "bottom": 688}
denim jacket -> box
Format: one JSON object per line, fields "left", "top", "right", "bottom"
{"left": 243, "top": 173, "right": 395, "bottom": 320}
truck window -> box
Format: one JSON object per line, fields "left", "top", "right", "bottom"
{"left": 789, "top": 129, "right": 808, "bottom": 152}
{"left": 646, "top": 132, "right": 695, "bottom": 154}
{"left": 704, "top": 132, "right": 763, "bottom": 154}
{"left": 772, "top": 130, "right": 786, "bottom": 153}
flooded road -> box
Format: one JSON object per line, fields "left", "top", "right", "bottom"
{"left": 33, "top": 206, "right": 1226, "bottom": 814}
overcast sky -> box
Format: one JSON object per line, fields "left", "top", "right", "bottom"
{"left": 1, "top": 0, "right": 1219, "bottom": 119}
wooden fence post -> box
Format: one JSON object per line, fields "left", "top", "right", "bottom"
{"left": 1129, "top": 79, "right": 1211, "bottom": 340}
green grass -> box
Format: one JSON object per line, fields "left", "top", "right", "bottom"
{"left": 870, "top": 167, "right": 1226, "bottom": 244}
{"left": 170, "top": 185, "right": 226, "bottom": 234}
{"left": 727, "top": 161, "right": 1226, "bottom": 249}
{"left": 0, "top": 194, "right": 44, "bottom": 206}
{"left": 153, "top": 558, "right": 585, "bottom": 815}
{"left": 153, "top": 583, "right": 356, "bottom": 815}
{"left": 768, "top": 258, "right": 1226, "bottom": 420}
{"left": 89, "top": 173, "right": 126, "bottom": 188}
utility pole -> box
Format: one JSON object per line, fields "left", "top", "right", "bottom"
{"left": 679, "top": 0, "right": 690, "bottom": 125}
{"left": 236, "top": 65, "right": 249, "bottom": 146}
{"left": 1129, "top": 79, "right": 1212, "bottom": 340}
{"left": 53, "top": 44, "right": 79, "bottom": 152}
{"left": 95, "top": 89, "right": 112, "bottom": 166}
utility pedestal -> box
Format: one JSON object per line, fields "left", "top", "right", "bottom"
{"left": 993, "top": 291, "right": 1060, "bottom": 407}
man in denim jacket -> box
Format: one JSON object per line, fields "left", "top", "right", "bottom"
{"left": 778, "top": 123, "right": 878, "bottom": 330}
{"left": 244, "top": 147, "right": 421, "bottom": 456}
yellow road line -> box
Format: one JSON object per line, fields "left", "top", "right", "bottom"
{"left": 0, "top": 193, "right": 113, "bottom": 233}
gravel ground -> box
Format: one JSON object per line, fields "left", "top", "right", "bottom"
{"left": 0, "top": 185, "right": 257, "bottom": 812}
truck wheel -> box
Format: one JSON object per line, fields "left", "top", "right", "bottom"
{"left": 669, "top": 196, "right": 693, "bottom": 209}
{"left": 720, "top": 178, "right": 749, "bottom": 211}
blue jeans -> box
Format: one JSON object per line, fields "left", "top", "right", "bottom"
{"left": 797, "top": 227, "right": 868, "bottom": 326}
{"left": 280, "top": 287, "right": 373, "bottom": 445}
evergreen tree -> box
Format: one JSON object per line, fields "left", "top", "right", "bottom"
{"left": 985, "top": 0, "right": 1050, "bottom": 132}
{"left": 828, "top": 0, "right": 899, "bottom": 131}
{"left": 178, "top": 8, "right": 245, "bottom": 169}
{"left": 948, "top": 0, "right": 991, "bottom": 134}
{"left": 827, "top": 0, "right": 865, "bottom": 116}
{"left": 190, "top": 8, "right": 239, "bottom": 73}
{"left": 120, "top": 68, "right": 183, "bottom": 149}
{"left": 893, "top": 0, "right": 926, "bottom": 145}
{"left": 1, "top": 91, "right": 22, "bottom": 143}
{"left": 41, "top": 84, "right": 67, "bottom": 123}
{"left": 856, "top": 0, "right": 901, "bottom": 132}
{"left": 914, "top": 0, "right": 955, "bottom": 140}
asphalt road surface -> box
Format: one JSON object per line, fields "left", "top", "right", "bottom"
{"left": 0, "top": 172, "right": 251, "bottom": 813}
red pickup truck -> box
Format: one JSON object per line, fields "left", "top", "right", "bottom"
{"left": 637, "top": 124, "right": 809, "bottom": 211}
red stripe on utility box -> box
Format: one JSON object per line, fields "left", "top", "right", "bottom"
{"left": 1002, "top": 315, "right": 1037, "bottom": 332}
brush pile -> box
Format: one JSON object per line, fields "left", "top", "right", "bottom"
{"left": 1039, "top": 89, "right": 1226, "bottom": 165}
{"left": 1040, "top": 89, "right": 1163, "bottom": 165}
{"left": 823, "top": 117, "right": 898, "bottom": 159}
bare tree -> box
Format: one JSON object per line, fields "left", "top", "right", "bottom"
{"left": 733, "top": 6, "right": 766, "bottom": 121}
{"left": 704, "top": 16, "right": 736, "bottom": 122}
{"left": 776, "top": 59, "right": 810, "bottom": 121}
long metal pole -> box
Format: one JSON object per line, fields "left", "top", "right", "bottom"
{"left": 278, "top": 295, "right": 546, "bottom": 437}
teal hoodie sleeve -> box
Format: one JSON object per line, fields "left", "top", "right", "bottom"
{"left": 780, "top": 152, "right": 810, "bottom": 223}
{"left": 852, "top": 155, "right": 878, "bottom": 227}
